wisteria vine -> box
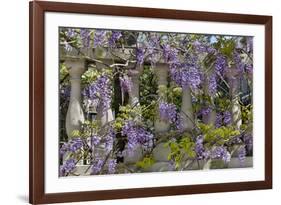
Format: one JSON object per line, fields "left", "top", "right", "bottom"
{"left": 59, "top": 28, "right": 254, "bottom": 176}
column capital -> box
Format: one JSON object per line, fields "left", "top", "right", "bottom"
{"left": 64, "top": 58, "right": 86, "bottom": 78}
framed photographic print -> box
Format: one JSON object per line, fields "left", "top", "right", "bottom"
{"left": 29, "top": 1, "right": 272, "bottom": 204}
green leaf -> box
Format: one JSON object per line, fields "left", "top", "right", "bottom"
{"left": 136, "top": 156, "right": 155, "bottom": 169}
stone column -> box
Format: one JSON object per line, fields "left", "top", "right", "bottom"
{"left": 228, "top": 68, "right": 242, "bottom": 129}
{"left": 181, "top": 86, "right": 194, "bottom": 131}
{"left": 65, "top": 59, "right": 86, "bottom": 138}
{"left": 128, "top": 65, "right": 143, "bottom": 107}
{"left": 123, "top": 65, "right": 144, "bottom": 166}
{"left": 230, "top": 80, "right": 242, "bottom": 129}
{"left": 154, "top": 63, "right": 170, "bottom": 133}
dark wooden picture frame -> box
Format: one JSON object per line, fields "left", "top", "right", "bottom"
{"left": 29, "top": 1, "right": 272, "bottom": 204}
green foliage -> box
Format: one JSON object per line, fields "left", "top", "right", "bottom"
{"left": 139, "top": 66, "right": 157, "bottom": 100}
{"left": 240, "top": 104, "right": 253, "bottom": 132}
{"left": 198, "top": 123, "right": 240, "bottom": 146}
{"left": 179, "top": 137, "right": 196, "bottom": 158}
{"left": 241, "top": 104, "right": 253, "bottom": 124}
{"left": 114, "top": 105, "right": 144, "bottom": 131}
{"left": 167, "top": 141, "right": 183, "bottom": 169}
{"left": 213, "top": 37, "right": 236, "bottom": 58}
{"left": 165, "top": 134, "right": 196, "bottom": 170}
{"left": 70, "top": 130, "right": 82, "bottom": 138}
{"left": 81, "top": 67, "right": 100, "bottom": 84}
{"left": 136, "top": 156, "right": 155, "bottom": 169}
{"left": 139, "top": 66, "right": 158, "bottom": 121}
{"left": 59, "top": 63, "right": 69, "bottom": 82}
{"left": 141, "top": 100, "right": 157, "bottom": 123}
{"left": 70, "top": 120, "right": 102, "bottom": 139}
{"left": 167, "top": 86, "right": 183, "bottom": 109}
{"left": 157, "top": 85, "right": 167, "bottom": 98}
{"left": 216, "top": 97, "right": 232, "bottom": 111}
{"left": 119, "top": 105, "right": 142, "bottom": 120}
{"left": 113, "top": 117, "right": 124, "bottom": 132}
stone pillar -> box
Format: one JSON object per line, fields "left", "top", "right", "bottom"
{"left": 230, "top": 80, "right": 242, "bottom": 129}
{"left": 128, "top": 65, "right": 143, "bottom": 107}
{"left": 154, "top": 64, "right": 170, "bottom": 133}
{"left": 181, "top": 86, "right": 194, "bottom": 131}
{"left": 97, "top": 106, "right": 114, "bottom": 127}
{"left": 65, "top": 59, "right": 85, "bottom": 138}
{"left": 123, "top": 65, "right": 144, "bottom": 166}
{"left": 228, "top": 68, "right": 242, "bottom": 129}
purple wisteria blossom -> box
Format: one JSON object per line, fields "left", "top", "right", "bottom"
{"left": 170, "top": 63, "right": 201, "bottom": 89}
{"left": 80, "top": 28, "right": 91, "bottom": 47}
{"left": 199, "top": 107, "right": 212, "bottom": 117}
{"left": 211, "top": 146, "right": 231, "bottom": 163}
{"left": 193, "top": 40, "right": 216, "bottom": 53}
{"left": 59, "top": 138, "right": 84, "bottom": 158}
{"left": 158, "top": 102, "right": 184, "bottom": 130}
{"left": 162, "top": 44, "right": 178, "bottom": 63}
{"left": 215, "top": 113, "right": 223, "bottom": 128}
{"left": 148, "top": 33, "right": 160, "bottom": 51}
{"left": 215, "top": 54, "right": 228, "bottom": 75}
{"left": 136, "top": 48, "right": 145, "bottom": 65}
{"left": 195, "top": 135, "right": 205, "bottom": 159}
{"left": 83, "top": 75, "right": 112, "bottom": 114}
{"left": 193, "top": 40, "right": 206, "bottom": 53}
{"left": 159, "top": 102, "right": 177, "bottom": 124}
{"left": 238, "top": 145, "right": 246, "bottom": 164}
{"left": 146, "top": 33, "right": 160, "bottom": 65}
{"left": 109, "top": 31, "right": 122, "bottom": 47}
{"left": 108, "top": 159, "right": 117, "bottom": 174}
{"left": 119, "top": 75, "right": 132, "bottom": 93}
{"left": 121, "top": 120, "right": 153, "bottom": 151}
{"left": 169, "top": 52, "right": 201, "bottom": 90}
{"left": 175, "top": 113, "right": 184, "bottom": 130}
{"left": 185, "top": 66, "right": 201, "bottom": 89}
{"left": 223, "top": 111, "right": 232, "bottom": 125}
{"left": 245, "top": 64, "right": 253, "bottom": 75}
{"left": 60, "top": 158, "right": 76, "bottom": 176}
{"left": 66, "top": 28, "right": 76, "bottom": 38}
{"left": 208, "top": 73, "right": 217, "bottom": 96}
{"left": 104, "top": 128, "right": 116, "bottom": 152}
{"left": 94, "top": 30, "right": 107, "bottom": 47}
{"left": 91, "top": 134, "right": 101, "bottom": 146}
{"left": 135, "top": 33, "right": 161, "bottom": 65}
{"left": 59, "top": 142, "right": 69, "bottom": 157}
{"left": 60, "top": 85, "right": 70, "bottom": 101}
{"left": 91, "top": 158, "right": 104, "bottom": 174}
{"left": 68, "top": 138, "right": 83, "bottom": 152}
